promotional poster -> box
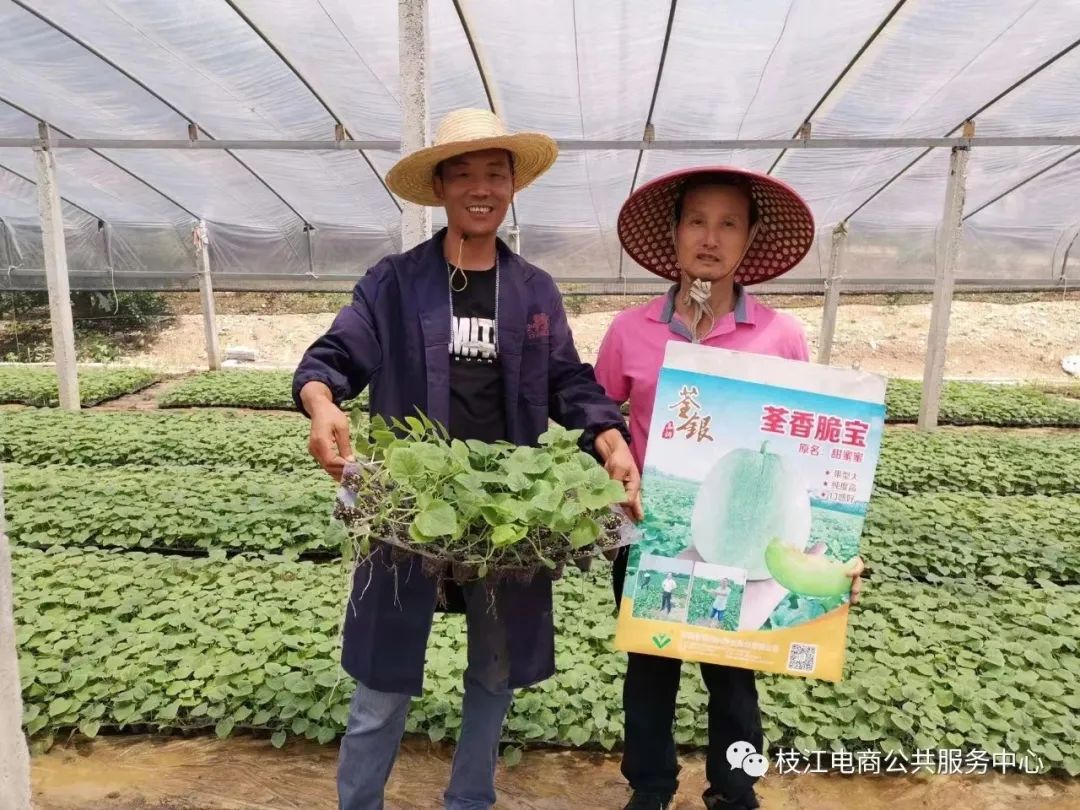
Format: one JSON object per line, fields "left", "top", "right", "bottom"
{"left": 615, "top": 343, "right": 887, "bottom": 681}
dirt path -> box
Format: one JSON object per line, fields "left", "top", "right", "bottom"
{"left": 104, "top": 299, "right": 1080, "bottom": 382}
{"left": 566, "top": 299, "right": 1080, "bottom": 382}
{"left": 31, "top": 736, "right": 1080, "bottom": 810}
{"left": 93, "top": 376, "right": 189, "bottom": 411}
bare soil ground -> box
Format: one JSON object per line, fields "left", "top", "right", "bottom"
{"left": 102, "top": 293, "right": 1080, "bottom": 383}
{"left": 31, "top": 736, "right": 1080, "bottom": 810}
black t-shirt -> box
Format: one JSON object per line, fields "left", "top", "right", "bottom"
{"left": 448, "top": 265, "right": 507, "bottom": 443}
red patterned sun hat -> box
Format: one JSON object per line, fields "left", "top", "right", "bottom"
{"left": 617, "top": 166, "right": 815, "bottom": 284}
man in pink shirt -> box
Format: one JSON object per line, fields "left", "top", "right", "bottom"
{"left": 595, "top": 167, "right": 864, "bottom": 810}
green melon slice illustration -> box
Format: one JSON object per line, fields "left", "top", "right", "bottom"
{"left": 764, "top": 537, "right": 851, "bottom": 598}
{"left": 691, "top": 442, "right": 810, "bottom": 579}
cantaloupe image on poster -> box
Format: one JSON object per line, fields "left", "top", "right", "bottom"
{"left": 764, "top": 537, "right": 854, "bottom": 599}
{"left": 690, "top": 442, "right": 811, "bottom": 579}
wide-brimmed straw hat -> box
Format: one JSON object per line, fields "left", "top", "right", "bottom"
{"left": 386, "top": 108, "right": 558, "bottom": 207}
{"left": 617, "top": 166, "right": 815, "bottom": 285}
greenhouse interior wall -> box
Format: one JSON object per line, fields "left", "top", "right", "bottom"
{"left": 0, "top": 0, "right": 1077, "bottom": 293}
{"left": 0, "top": 0, "right": 1078, "bottom": 429}
{"left": 1, "top": 7, "right": 1079, "bottom": 806}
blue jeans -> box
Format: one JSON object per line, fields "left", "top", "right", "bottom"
{"left": 337, "top": 580, "right": 514, "bottom": 810}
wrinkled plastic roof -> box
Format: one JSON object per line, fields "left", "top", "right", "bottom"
{"left": 0, "top": 0, "right": 1077, "bottom": 290}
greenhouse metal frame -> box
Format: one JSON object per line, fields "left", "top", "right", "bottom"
{"left": 0, "top": 0, "right": 1077, "bottom": 429}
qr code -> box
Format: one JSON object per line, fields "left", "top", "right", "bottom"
{"left": 787, "top": 643, "right": 818, "bottom": 673}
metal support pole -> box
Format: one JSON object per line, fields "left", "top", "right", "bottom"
{"left": 508, "top": 225, "right": 521, "bottom": 255}
{"left": 33, "top": 122, "right": 80, "bottom": 411}
{"left": 0, "top": 466, "right": 32, "bottom": 810}
{"left": 0, "top": 465, "right": 32, "bottom": 810}
{"left": 399, "top": 0, "right": 431, "bottom": 250}
{"left": 1059, "top": 226, "right": 1079, "bottom": 281}
{"left": 101, "top": 221, "right": 115, "bottom": 273}
{"left": 817, "top": 223, "right": 848, "bottom": 365}
{"left": 5, "top": 134, "right": 1080, "bottom": 151}
{"left": 0, "top": 217, "right": 16, "bottom": 270}
{"left": 194, "top": 221, "right": 221, "bottom": 371}
{"left": 305, "top": 225, "right": 317, "bottom": 279}
{"left": 919, "top": 122, "right": 974, "bottom": 431}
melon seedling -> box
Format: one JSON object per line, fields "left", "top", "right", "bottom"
{"left": 690, "top": 442, "right": 811, "bottom": 579}
{"left": 764, "top": 537, "right": 851, "bottom": 598}
{"left": 334, "top": 412, "right": 630, "bottom": 577}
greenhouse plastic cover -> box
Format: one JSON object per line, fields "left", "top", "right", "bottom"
{"left": 0, "top": 0, "right": 1077, "bottom": 291}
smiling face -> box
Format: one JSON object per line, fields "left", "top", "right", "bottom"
{"left": 432, "top": 148, "right": 514, "bottom": 239}
{"left": 673, "top": 182, "right": 755, "bottom": 282}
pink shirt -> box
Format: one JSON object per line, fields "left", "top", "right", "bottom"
{"left": 594, "top": 286, "right": 809, "bottom": 471}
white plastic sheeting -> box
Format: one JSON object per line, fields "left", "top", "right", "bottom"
{"left": 0, "top": 0, "right": 1077, "bottom": 290}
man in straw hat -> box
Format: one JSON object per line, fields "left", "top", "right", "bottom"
{"left": 293, "top": 108, "right": 640, "bottom": 810}
{"left": 594, "top": 167, "right": 865, "bottom": 810}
